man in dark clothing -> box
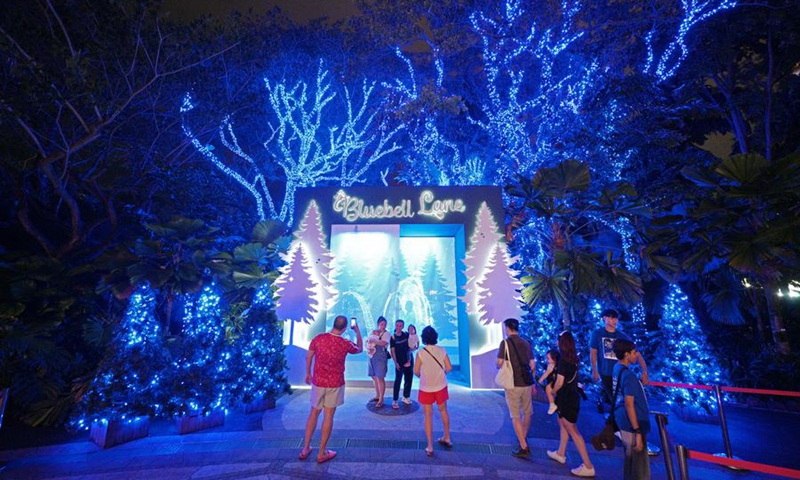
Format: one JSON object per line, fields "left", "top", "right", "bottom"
{"left": 590, "top": 309, "right": 649, "bottom": 412}
{"left": 390, "top": 319, "right": 413, "bottom": 409}
{"left": 496, "top": 318, "right": 536, "bottom": 457}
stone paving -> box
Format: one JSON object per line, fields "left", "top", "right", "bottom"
{"left": 0, "top": 385, "right": 795, "bottom": 479}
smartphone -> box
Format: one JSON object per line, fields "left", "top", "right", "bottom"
{"left": 350, "top": 317, "right": 357, "bottom": 328}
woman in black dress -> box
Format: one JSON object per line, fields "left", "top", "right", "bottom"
{"left": 547, "top": 331, "right": 596, "bottom": 477}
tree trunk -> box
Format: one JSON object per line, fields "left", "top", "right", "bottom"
{"left": 763, "top": 284, "right": 790, "bottom": 354}
{"left": 764, "top": 25, "right": 774, "bottom": 162}
{"left": 556, "top": 295, "right": 572, "bottom": 330}
{"left": 748, "top": 287, "right": 767, "bottom": 345}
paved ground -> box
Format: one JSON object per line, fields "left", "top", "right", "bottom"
{"left": 0, "top": 385, "right": 797, "bottom": 479}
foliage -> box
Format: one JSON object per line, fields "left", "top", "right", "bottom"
{"left": 678, "top": 152, "right": 800, "bottom": 352}
{"left": 0, "top": 253, "right": 112, "bottom": 427}
{"left": 508, "top": 159, "right": 677, "bottom": 328}
{"left": 73, "top": 218, "right": 290, "bottom": 425}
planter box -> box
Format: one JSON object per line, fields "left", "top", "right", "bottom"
{"left": 90, "top": 416, "right": 150, "bottom": 449}
{"left": 175, "top": 409, "right": 225, "bottom": 434}
{"left": 244, "top": 396, "right": 276, "bottom": 414}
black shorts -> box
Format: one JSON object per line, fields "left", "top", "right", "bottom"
{"left": 555, "top": 387, "right": 580, "bottom": 424}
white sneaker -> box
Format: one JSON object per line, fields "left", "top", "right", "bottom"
{"left": 547, "top": 403, "right": 558, "bottom": 415}
{"left": 547, "top": 450, "right": 566, "bottom": 464}
{"left": 402, "top": 397, "right": 412, "bottom": 405}
{"left": 570, "top": 464, "right": 595, "bottom": 477}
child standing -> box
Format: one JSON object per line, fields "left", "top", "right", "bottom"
{"left": 538, "top": 349, "right": 560, "bottom": 415}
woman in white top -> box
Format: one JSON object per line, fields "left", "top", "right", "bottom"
{"left": 413, "top": 326, "right": 453, "bottom": 457}
{"left": 367, "top": 317, "right": 390, "bottom": 407}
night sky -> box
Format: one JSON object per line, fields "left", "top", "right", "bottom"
{"left": 162, "top": 0, "right": 359, "bottom": 23}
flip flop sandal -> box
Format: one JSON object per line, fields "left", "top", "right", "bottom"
{"left": 392, "top": 403, "right": 399, "bottom": 409}
{"left": 425, "top": 448, "right": 434, "bottom": 457}
{"left": 298, "top": 447, "right": 313, "bottom": 460}
{"left": 375, "top": 401, "right": 383, "bottom": 408}
{"left": 369, "top": 397, "right": 379, "bottom": 402}
{"left": 438, "top": 438, "right": 453, "bottom": 449}
{"left": 316, "top": 450, "right": 337, "bottom": 464}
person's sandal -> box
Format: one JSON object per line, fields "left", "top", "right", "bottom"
{"left": 369, "top": 397, "right": 379, "bottom": 402}
{"left": 375, "top": 400, "right": 383, "bottom": 408}
{"left": 392, "top": 401, "right": 399, "bottom": 409}
{"left": 437, "top": 438, "right": 453, "bottom": 449}
{"left": 316, "top": 450, "right": 337, "bottom": 464}
{"left": 298, "top": 447, "right": 313, "bottom": 460}
{"left": 425, "top": 447, "right": 434, "bottom": 457}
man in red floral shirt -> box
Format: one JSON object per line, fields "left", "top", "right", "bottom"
{"left": 299, "top": 315, "right": 362, "bottom": 464}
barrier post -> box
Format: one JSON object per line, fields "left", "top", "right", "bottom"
{"left": 654, "top": 412, "right": 675, "bottom": 480}
{"left": 675, "top": 444, "right": 690, "bottom": 480}
{"left": 0, "top": 388, "right": 7, "bottom": 473}
{"left": 714, "top": 385, "right": 733, "bottom": 458}
{"left": 712, "top": 384, "right": 746, "bottom": 470}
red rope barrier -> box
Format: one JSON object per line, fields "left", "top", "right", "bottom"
{"left": 647, "top": 381, "right": 800, "bottom": 397}
{"left": 688, "top": 450, "right": 800, "bottom": 479}
{"left": 720, "top": 386, "right": 800, "bottom": 398}
{"left": 646, "top": 381, "right": 713, "bottom": 391}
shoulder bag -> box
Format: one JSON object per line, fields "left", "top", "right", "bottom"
{"left": 591, "top": 368, "right": 625, "bottom": 451}
{"left": 494, "top": 341, "right": 516, "bottom": 389}
{"left": 507, "top": 338, "right": 535, "bottom": 386}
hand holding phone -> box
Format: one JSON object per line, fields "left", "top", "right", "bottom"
{"left": 350, "top": 317, "right": 357, "bottom": 329}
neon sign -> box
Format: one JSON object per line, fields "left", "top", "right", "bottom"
{"left": 332, "top": 190, "right": 466, "bottom": 222}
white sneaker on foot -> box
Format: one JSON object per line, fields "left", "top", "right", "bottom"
{"left": 547, "top": 450, "right": 566, "bottom": 464}
{"left": 570, "top": 464, "right": 595, "bottom": 477}
{"left": 547, "top": 403, "right": 558, "bottom": 415}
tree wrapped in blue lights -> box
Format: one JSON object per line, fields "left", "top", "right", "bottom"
{"left": 650, "top": 284, "right": 727, "bottom": 414}
{"left": 225, "top": 301, "right": 289, "bottom": 407}
{"left": 73, "top": 285, "right": 169, "bottom": 429}
{"left": 163, "top": 284, "right": 229, "bottom": 417}
{"left": 181, "top": 60, "right": 403, "bottom": 225}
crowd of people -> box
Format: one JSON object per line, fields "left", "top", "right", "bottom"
{"left": 299, "top": 309, "right": 651, "bottom": 480}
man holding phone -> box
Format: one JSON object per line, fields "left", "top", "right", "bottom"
{"left": 300, "top": 315, "right": 363, "bottom": 464}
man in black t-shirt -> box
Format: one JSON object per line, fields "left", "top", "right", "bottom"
{"left": 496, "top": 318, "right": 536, "bottom": 457}
{"left": 390, "top": 319, "right": 413, "bottom": 409}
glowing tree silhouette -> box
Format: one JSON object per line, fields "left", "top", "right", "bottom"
{"left": 476, "top": 244, "right": 524, "bottom": 326}
{"left": 292, "top": 200, "right": 337, "bottom": 311}
{"left": 463, "top": 202, "right": 504, "bottom": 315}
{"left": 274, "top": 243, "right": 319, "bottom": 346}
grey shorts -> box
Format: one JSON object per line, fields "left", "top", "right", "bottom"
{"left": 310, "top": 385, "right": 345, "bottom": 410}
{"left": 504, "top": 385, "right": 533, "bottom": 418}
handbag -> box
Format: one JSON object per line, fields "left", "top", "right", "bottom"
{"left": 494, "top": 341, "right": 515, "bottom": 389}
{"left": 507, "top": 338, "right": 534, "bottom": 386}
{"left": 591, "top": 369, "right": 624, "bottom": 451}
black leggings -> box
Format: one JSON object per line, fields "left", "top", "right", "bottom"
{"left": 393, "top": 356, "right": 414, "bottom": 400}
{"left": 600, "top": 374, "right": 614, "bottom": 405}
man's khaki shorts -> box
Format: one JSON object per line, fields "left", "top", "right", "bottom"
{"left": 505, "top": 385, "right": 532, "bottom": 418}
{"left": 310, "top": 385, "right": 345, "bottom": 410}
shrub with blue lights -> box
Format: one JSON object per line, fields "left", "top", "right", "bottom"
{"left": 649, "top": 284, "right": 728, "bottom": 414}
{"left": 72, "top": 285, "right": 170, "bottom": 430}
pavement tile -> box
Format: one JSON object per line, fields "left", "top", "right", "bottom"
{"left": 2, "top": 385, "right": 797, "bottom": 480}
{"left": 190, "top": 462, "right": 273, "bottom": 478}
